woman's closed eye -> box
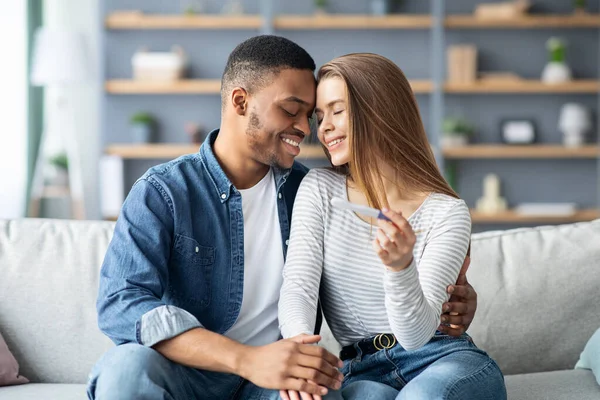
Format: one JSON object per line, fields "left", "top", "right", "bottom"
{"left": 315, "top": 110, "right": 343, "bottom": 125}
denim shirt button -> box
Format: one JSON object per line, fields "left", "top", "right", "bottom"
{"left": 285, "top": 239, "right": 289, "bottom": 246}
{"left": 278, "top": 193, "right": 282, "bottom": 199}
{"left": 221, "top": 193, "right": 226, "bottom": 199}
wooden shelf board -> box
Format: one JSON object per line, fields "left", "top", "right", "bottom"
{"left": 445, "top": 80, "right": 599, "bottom": 94}
{"left": 297, "top": 145, "right": 326, "bottom": 159}
{"left": 106, "top": 12, "right": 263, "bottom": 29}
{"left": 409, "top": 80, "right": 433, "bottom": 94}
{"left": 105, "top": 144, "right": 327, "bottom": 159}
{"left": 274, "top": 14, "right": 432, "bottom": 29}
{"left": 106, "top": 80, "right": 222, "bottom": 94}
{"left": 445, "top": 14, "right": 600, "bottom": 28}
{"left": 443, "top": 145, "right": 599, "bottom": 159}
{"left": 105, "top": 79, "right": 431, "bottom": 94}
{"left": 471, "top": 209, "right": 600, "bottom": 224}
{"left": 106, "top": 144, "right": 200, "bottom": 159}
{"left": 41, "top": 186, "right": 71, "bottom": 198}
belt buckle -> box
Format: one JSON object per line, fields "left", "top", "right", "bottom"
{"left": 373, "top": 334, "right": 396, "bottom": 351}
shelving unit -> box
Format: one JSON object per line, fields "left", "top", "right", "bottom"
{"left": 439, "top": 2, "right": 600, "bottom": 228}
{"left": 101, "top": 1, "right": 600, "bottom": 227}
{"left": 445, "top": 14, "right": 600, "bottom": 29}
{"left": 105, "top": 144, "right": 326, "bottom": 159}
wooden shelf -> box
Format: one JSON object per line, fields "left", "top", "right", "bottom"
{"left": 298, "top": 145, "right": 326, "bottom": 158}
{"left": 445, "top": 80, "right": 599, "bottom": 94}
{"left": 446, "top": 14, "right": 600, "bottom": 29}
{"left": 274, "top": 14, "right": 432, "bottom": 29}
{"left": 106, "top": 12, "right": 600, "bottom": 30}
{"left": 443, "top": 145, "right": 599, "bottom": 159}
{"left": 41, "top": 186, "right": 71, "bottom": 198}
{"left": 105, "top": 144, "right": 327, "bottom": 159}
{"left": 409, "top": 80, "right": 433, "bottom": 94}
{"left": 471, "top": 209, "right": 599, "bottom": 224}
{"left": 106, "top": 80, "right": 222, "bottom": 94}
{"left": 105, "top": 79, "right": 432, "bottom": 94}
{"left": 105, "top": 12, "right": 262, "bottom": 29}
{"left": 106, "top": 144, "right": 200, "bottom": 159}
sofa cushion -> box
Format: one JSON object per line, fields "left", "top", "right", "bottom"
{"left": 467, "top": 219, "right": 600, "bottom": 375}
{"left": 0, "top": 219, "right": 115, "bottom": 384}
{"left": 0, "top": 332, "right": 28, "bottom": 386}
{"left": 576, "top": 327, "right": 600, "bottom": 385}
{"left": 0, "top": 383, "right": 85, "bottom": 400}
{"left": 506, "top": 369, "right": 600, "bottom": 400}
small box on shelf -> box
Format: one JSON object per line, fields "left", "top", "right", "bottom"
{"left": 447, "top": 45, "right": 477, "bottom": 83}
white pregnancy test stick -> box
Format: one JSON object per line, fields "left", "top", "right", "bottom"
{"left": 330, "top": 197, "right": 391, "bottom": 221}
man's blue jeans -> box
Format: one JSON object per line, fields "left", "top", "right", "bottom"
{"left": 86, "top": 344, "right": 394, "bottom": 400}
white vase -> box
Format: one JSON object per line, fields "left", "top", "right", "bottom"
{"left": 315, "top": 7, "right": 327, "bottom": 16}
{"left": 46, "top": 165, "right": 69, "bottom": 187}
{"left": 541, "top": 62, "right": 572, "bottom": 84}
{"left": 371, "top": 0, "right": 391, "bottom": 15}
{"left": 441, "top": 135, "right": 468, "bottom": 148}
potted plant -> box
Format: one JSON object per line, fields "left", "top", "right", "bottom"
{"left": 541, "top": 37, "right": 572, "bottom": 84}
{"left": 130, "top": 112, "right": 156, "bottom": 143}
{"left": 314, "top": 0, "right": 327, "bottom": 15}
{"left": 574, "top": 0, "right": 587, "bottom": 14}
{"left": 442, "top": 117, "right": 474, "bottom": 147}
{"left": 47, "top": 153, "right": 69, "bottom": 186}
{"left": 185, "top": 122, "right": 206, "bottom": 145}
{"left": 181, "top": 0, "right": 205, "bottom": 15}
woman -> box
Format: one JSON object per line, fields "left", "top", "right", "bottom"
{"left": 278, "top": 53, "right": 506, "bottom": 400}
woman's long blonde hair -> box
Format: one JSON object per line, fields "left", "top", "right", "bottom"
{"left": 317, "top": 53, "right": 458, "bottom": 209}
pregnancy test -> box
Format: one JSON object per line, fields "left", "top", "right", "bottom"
{"left": 330, "top": 197, "right": 392, "bottom": 222}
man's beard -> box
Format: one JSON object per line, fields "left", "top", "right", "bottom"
{"left": 246, "top": 111, "right": 284, "bottom": 169}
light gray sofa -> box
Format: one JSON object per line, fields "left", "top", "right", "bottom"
{"left": 0, "top": 218, "right": 599, "bottom": 399}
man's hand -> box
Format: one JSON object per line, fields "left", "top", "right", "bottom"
{"left": 438, "top": 255, "right": 478, "bottom": 336}
{"left": 238, "top": 334, "right": 343, "bottom": 397}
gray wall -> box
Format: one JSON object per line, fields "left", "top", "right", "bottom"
{"left": 102, "top": 0, "right": 599, "bottom": 232}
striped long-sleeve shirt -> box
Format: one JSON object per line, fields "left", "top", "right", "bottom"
{"left": 278, "top": 168, "right": 471, "bottom": 350}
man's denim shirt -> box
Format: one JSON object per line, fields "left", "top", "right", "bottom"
{"left": 97, "top": 129, "right": 308, "bottom": 346}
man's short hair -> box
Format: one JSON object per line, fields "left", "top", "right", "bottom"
{"left": 221, "top": 35, "right": 316, "bottom": 109}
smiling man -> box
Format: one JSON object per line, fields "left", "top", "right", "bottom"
{"left": 87, "top": 35, "right": 477, "bottom": 400}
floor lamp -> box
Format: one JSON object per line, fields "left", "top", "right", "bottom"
{"left": 29, "top": 28, "right": 90, "bottom": 219}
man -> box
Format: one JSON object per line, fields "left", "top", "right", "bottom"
{"left": 87, "top": 35, "right": 477, "bottom": 400}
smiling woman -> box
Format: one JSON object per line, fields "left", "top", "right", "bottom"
{"left": 0, "top": 1, "right": 28, "bottom": 218}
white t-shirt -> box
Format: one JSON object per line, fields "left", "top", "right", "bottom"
{"left": 225, "top": 168, "right": 284, "bottom": 346}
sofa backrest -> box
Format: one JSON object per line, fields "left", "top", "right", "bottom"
{"left": 466, "top": 219, "right": 600, "bottom": 375}
{"left": 0, "top": 219, "right": 115, "bottom": 384}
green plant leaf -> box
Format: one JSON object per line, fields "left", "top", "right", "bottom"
{"left": 130, "top": 112, "right": 155, "bottom": 125}
{"left": 49, "top": 153, "right": 68, "bottom": 170}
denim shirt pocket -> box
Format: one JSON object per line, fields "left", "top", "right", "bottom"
{"left": 171, "top": 234, "right": 215, "bottom": 307}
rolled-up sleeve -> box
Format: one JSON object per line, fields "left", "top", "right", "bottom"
{"left": 97, "top": 176, "right": 202, "bottom": 346}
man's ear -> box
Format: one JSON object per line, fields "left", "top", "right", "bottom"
{"left": 230, "top": 87, "right": 248, "bottom": 116}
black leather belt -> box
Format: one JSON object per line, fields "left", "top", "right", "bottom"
{"left": 339, "top": 333, "right": 397, "bottom": 361}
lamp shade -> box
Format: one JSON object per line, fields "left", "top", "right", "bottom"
{"left": 558, "top": 103, "right": 592, "bottom": 132}
{"left": 30, "top": 28, "right": 91, "bottom": 86}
